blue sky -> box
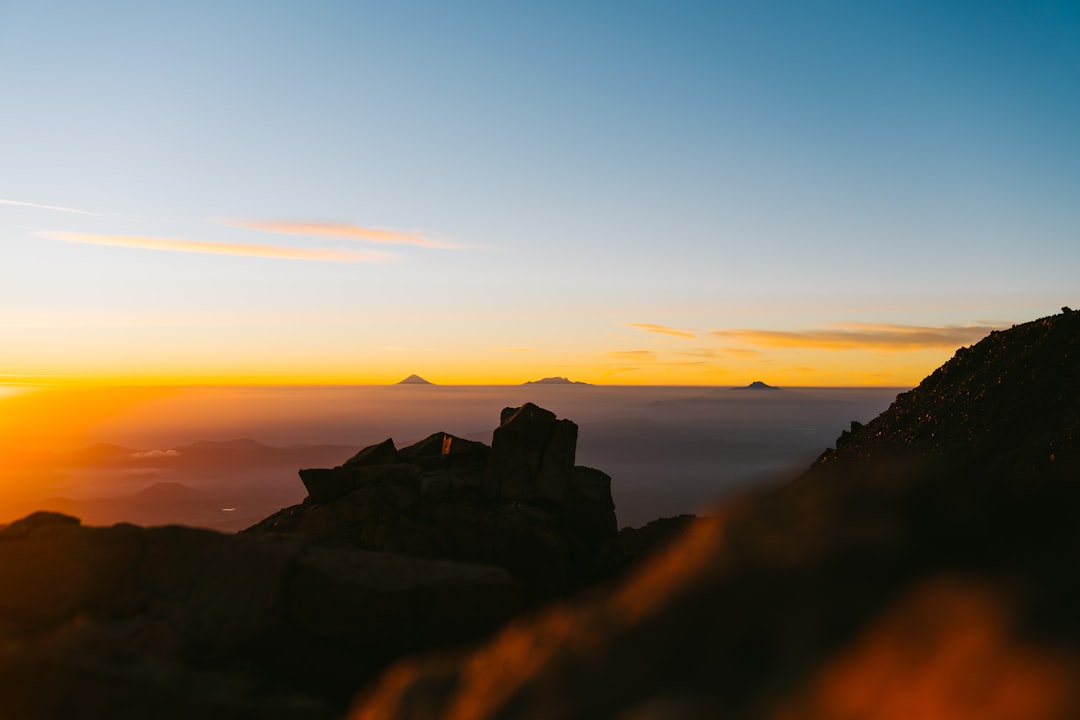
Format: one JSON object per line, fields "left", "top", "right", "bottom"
{"left": 1, "top": 1, "right": 1078, "bottom": 384}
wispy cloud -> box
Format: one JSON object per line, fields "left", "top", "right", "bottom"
{"left": 1, "top": 198, "right": 103, "bottom": 217}
{"left": 36, "top": 231, "right": 391, "bottom": 262}
{"left": 724, "top": 347, "right": 761, "bottom": 360}
{"left": 131, "top": 449, "right": 179, "bottom": 459}
{"left": 225, "top": 220, "right": 454, "bottom": 249}
{"left": 624, "top": 323, "right": 696, "bottom": 339}
{"left": 606, "top": 350, "right": 658, "bottom": 362}
{"left": 676, "top": 347, "right": 761, "bottom": 361}
{"left": 712, "top": 323, "right": 1001, "bottom": 350}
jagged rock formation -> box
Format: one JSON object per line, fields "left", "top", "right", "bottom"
{"left": 246, "top": 403, "right": 619, "bottom": 603}
{"left": 0, "top": 511, "right": 518, "bottom": 719}
{"left": 350, "top": 310, "right": 1080, "bottom": 720}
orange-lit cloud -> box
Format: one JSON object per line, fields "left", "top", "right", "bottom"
{"left": 606, "top": 350, "right": 658, "bottom": 362}
{"left": 712, "top": 323, "right": 1001, "bottom": 350}
{"left": 36, "top": 231, "right": 391, "bottom": 262}
{"left": 1, "top": 198, "right": 103, "bottom": 216}
{"left": 225, "top": 220, "right": 454, "bottom": 249}
{"left": 624, "top": 323, "right": 696, "bottom": 339}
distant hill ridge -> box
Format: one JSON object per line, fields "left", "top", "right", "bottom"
{"left": 522, "top": 377, "right": 590, "bottom": 385}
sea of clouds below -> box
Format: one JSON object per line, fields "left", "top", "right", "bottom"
{"left": 3, "top": 385, "right": 904, "bottom": 530}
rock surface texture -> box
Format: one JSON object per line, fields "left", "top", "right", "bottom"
{"left": 350, "top": 310, "right": 1080, "bottom": 720}
{"left": 247, "top": 403, "right": 619, "bottom": 603}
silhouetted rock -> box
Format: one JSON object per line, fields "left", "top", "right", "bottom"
{"left": 0, "top": 513, "right": 519, "bottom": 719}
{"left": 485, "top": 403, "right": 578, "bottom": 503}
{"left": 248, "top": 403, "right": 617, "bottom": 603}
{"left": 398, "top": 432, "right": 489, "bottom": 470}
{"left": 342, "top": 438, "right": 399, "bottom": 468}
{"left": 350, "top": 310, "right": 1080, "bottom": 720}
{"left": 0, "top": 510, "right": 81, "bottom": 537}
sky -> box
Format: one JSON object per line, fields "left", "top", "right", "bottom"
{"left": 2, "top": 1, "right": 1078, "bottom": 386}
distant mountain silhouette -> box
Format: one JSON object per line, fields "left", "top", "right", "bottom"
{"left": 522, "top": 377, "right": 590, "bottom": 385}
{"left": 734, "top": 380, "right": 778, "bottom": 390}
{"left": 67, "top": 443, "right": 136, "bottom": 464}
{"left": 183, "top": 438, "right": 269, "bottom": 452}
{"left": 126, "top": 481, "right": 201, "bottom": 502}
{"left": 397, "top": 374, "right": 434, "bottom": 385}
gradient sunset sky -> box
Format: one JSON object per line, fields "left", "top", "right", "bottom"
{"left": 2, "top": 2, "right": 1078, "bottom": 386}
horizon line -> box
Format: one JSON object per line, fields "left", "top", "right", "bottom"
{"left": 0, "top": 379, "right": 913, "bottom": 390}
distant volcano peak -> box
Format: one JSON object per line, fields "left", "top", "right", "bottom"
{"left": 397, "top": 374, "right": 434, "bottom": 385}
{"left": 736, "top": 381, "right": 778, "bottom": 390}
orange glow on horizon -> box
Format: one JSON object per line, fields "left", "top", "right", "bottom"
{"left": 0, "top": 385, "right": 179, "bottom": 456}
{"left": 0, "top": 345, "right": 944, "bottom": 388}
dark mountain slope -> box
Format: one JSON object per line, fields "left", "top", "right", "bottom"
{"left": 809, "top": 309, "right": 1079, "bottom": 481}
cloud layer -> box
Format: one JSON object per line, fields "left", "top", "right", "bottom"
{"left": 37, "top": 231, "right": 390, "bottom": 262}
{"left": 225, "top": 220, "right": 454, "bottom": 249}
{"left": 712, "top": 323, "right": 1001, "bottom": 350}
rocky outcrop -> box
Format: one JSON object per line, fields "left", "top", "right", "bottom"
{"left": 484, "top": 403, "right": 578, "bottom": 503}
{"left": 0, "top": 511, "right": 519, "bottom": 719}
{"left": 247, "top": 403, "right": 618, "bottom": 603}
{"left": 350, "top": 310, "right": 1080, "bottom": 720}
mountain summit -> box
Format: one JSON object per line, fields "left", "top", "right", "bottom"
{"left": 735, "top": 380, "right": 777, "bottom": 390}
{"left": 396, "top": 374, "right": 433, "bottom": 385}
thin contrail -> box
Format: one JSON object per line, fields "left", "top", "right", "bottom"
{"left": 0, "top": 198, "right": 104, "bottom": 217}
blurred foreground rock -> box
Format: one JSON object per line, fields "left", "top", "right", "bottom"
{"left": 0, "top": 511, "right": 518, "bottom": 719}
